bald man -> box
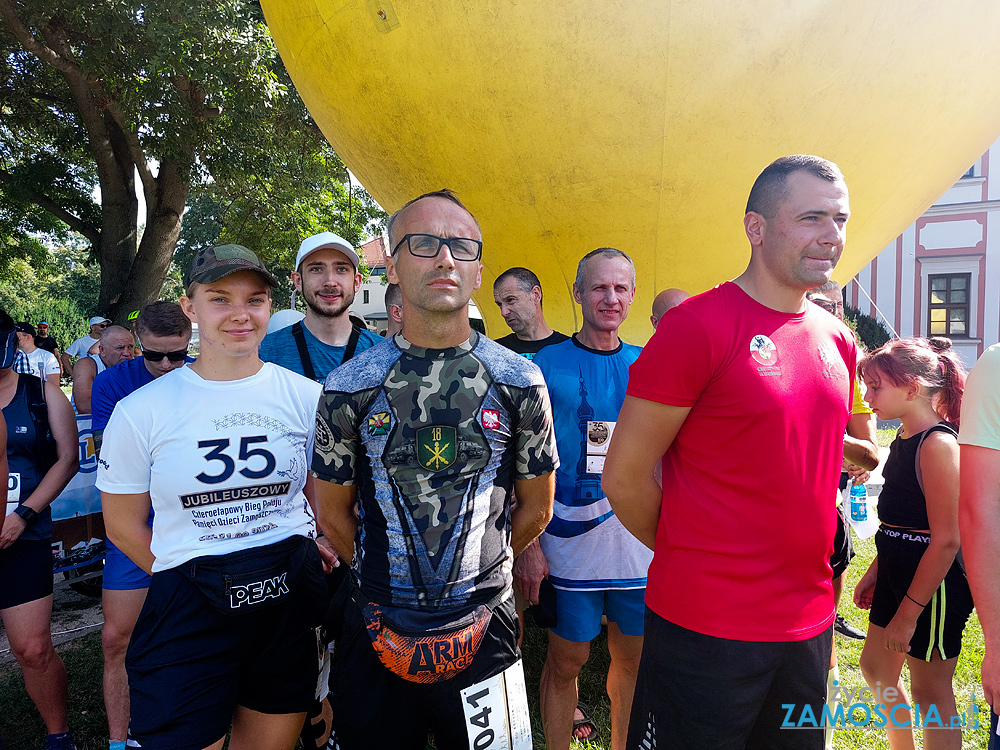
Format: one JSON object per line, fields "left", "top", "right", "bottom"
{"left": 72, "top": 325, "right": 135, "bottom": 413}
{"left": 650, "top": 288, "right": 690, "bottom": 328}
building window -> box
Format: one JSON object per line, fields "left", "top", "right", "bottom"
{"left": 928, "top": 273, "right": 970, "bottom": 337}
{"left": 363, "top": 290, "right": 370, "bottom": 304}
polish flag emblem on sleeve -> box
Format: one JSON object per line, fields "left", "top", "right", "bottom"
{"left": 481, "top": 409, "right": 500, "bottom": 430}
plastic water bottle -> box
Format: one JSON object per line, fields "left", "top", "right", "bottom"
{"left": 849, "top": 481, "right": 867, "bottom": 523}
{"left": 845, "top": 479, "right": 879, "bottom": 539}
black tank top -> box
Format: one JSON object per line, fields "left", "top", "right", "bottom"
{"left": 877, "top": 422, "right": 957, "bottom": 531}
{"left": 3, "top": 375, "right": 54, "bottom": 541}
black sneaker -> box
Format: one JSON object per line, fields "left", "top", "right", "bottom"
{"left": 43, "top": 732, "right": 77, "bottom": 750}
{"left": 834, "top": 613, "right": 866, "bottom": 640}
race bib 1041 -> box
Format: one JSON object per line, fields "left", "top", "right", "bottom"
{"left": 459, "top": 659, "right": 532, "bottom": 750}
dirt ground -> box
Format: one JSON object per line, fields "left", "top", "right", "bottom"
{"left": 0, "top": 578, "right": 104, "bottom": 666}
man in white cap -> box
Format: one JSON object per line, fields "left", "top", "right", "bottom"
{"left": 61, "top": 316, "right": 110, "bottom": 373}
{"left": 260, "top": 232, "right": 382, "bottom": 382}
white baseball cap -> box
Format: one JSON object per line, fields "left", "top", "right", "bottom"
{"left": 295, "top": 232, "right": 361, "bottom": 271}
{"left": 89, "top": 316, "right": 111, "bottom": 326}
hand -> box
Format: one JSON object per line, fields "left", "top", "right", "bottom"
{"left": 315, "top": 536, "right": 341, "bottom": 574}
{"left": 0, "top": 513, "right": 26, "bottom": 549}
{"left": 513, "top": 540, "right": 549, "bottom": 605}
{"left": 845, "top": 462, "right": 871, "bottom": 485}
{"left": 982, "top": 645, "right": 1000, "bottom": 709}
{"left": 854, "top": 565, "right": 877, "bottom": 610}
{"left": 883, "top": 611, "right": 916, "bottom": 653}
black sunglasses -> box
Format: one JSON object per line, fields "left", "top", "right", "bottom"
{"left": 141, "top": 347, "right": 188, "bottom": 362}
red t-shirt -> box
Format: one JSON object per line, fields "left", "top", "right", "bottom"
{"left": 628, "top": 282, "right": 856, "bottom": 641}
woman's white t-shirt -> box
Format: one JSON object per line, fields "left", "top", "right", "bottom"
{"left": 96, "top": 363, "right": 323, "bottom": 572}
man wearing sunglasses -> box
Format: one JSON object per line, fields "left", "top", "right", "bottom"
{"left": 62, "top": 315, "right": 110, "bottom": 374}
{"left": 89, "top": 301, "right": 192, "bottom": 750}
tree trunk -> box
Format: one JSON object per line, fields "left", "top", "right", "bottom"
{"left": 95, "top": 112, "right": 139, "bottom": 317}
{"left": 104, "top": 158, "right": 191, "bottom": 324}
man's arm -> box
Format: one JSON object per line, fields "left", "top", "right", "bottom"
{"left": 510, "top": 472, "right": 554, "bottom": 556}
{"left": 844, "top": 411, "right": 879, "bottom": 472}
{"left": 72, "top": 356, "right": 97, "bottom": 413}
{"left": 959, "top": 444, "right": 1000, "bottom": 706}
{"left": 313, "top": 477, "right": 358, "bottom": 564}
{"left": 603, "top": 396, "right": 692, "bottom": 549}
{"left": 102, "top": 492, "right": 155, "bottom": 574}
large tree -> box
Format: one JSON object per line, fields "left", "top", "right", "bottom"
{"left": 0, "top": 0, "right": 381, "bottom": 323}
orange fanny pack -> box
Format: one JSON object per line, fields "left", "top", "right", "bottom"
{"left": 359, "top": 599, "right": 493, "bottom": 684}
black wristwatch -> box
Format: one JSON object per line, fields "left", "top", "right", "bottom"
{"left": 13, "top": 505, "right": 39, "bottom": 527}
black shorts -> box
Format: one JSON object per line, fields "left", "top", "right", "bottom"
{"left": 870, "top": 526, "right": 973, "bottom": 661}
{"left": 0, "top": 539, "right": 53, "bottom": 610}
{"left": 627, "top": 608, "right": 832, "bottom": 750}
{"left": 329, "top": 596, "right": 520, "bottom": 750}
{"left": 830, "top": 505, "right": 855, "bottom": 580}
{"left": 126, "top": 537, "right": 327, "bottom": 750}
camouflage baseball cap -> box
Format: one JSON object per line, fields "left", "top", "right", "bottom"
{"left": 186, "top": 244, "right": 279, "bottom": 289}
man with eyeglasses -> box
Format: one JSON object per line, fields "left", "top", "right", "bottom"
{"left": 313, "top": 189, "right": 558, "bottom": 750}
{"left": 260, "top": 232, "right": 382, "bottom": 383}
{"left": 88, "top": 301, "right": 192, "bottom": 750}
{"left": 62, "top": 316, "right": 110, "bottom": 373}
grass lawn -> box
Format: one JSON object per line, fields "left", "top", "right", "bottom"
{"left": 1, "top": 535, "right": 990, "bottom": 749}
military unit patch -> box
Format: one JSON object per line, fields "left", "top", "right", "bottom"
{"left": 368, "top": 412, "right": 390, "bottom": 436}
{"left": 416, "top": 425, "right": 457, "bottom": 471}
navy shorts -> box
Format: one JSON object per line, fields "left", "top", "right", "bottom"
{"left": 0, "top": 539, "right": 53, "bottom": 609}
{"left": 126, "top": 538, "right": 327, "bottom": 750}
{"left": 329, "top": 596, "right": 520, "bottom": 750}
{"left": 870, "top": 526, "right": 973, "bottom": 661}
{"left": 627, "top": 608, "right": 831, "bottom": 750}
{"left": 102, "top": 537, "right": 152, "bottom": 591}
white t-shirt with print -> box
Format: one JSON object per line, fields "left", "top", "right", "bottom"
{"left": 96, "top": 363, "right": 323, "bottom": 572}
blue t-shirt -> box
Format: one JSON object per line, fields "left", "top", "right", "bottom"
{"left": 91, "top": 356, "right": 156, "bottom": 432}
{"left": 532, "top": 335, "right": 652, "bottom": 590}
{"left": 259, "top": 322, "right": 383, "bottom": 382}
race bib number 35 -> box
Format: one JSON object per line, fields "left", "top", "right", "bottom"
{"left": 459, "top": 659, "right": 532, "bottom": 750}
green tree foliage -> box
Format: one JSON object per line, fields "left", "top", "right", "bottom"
{"left": 0, "top": 0, "right": 385, "bottom": 324}
{"left": 0, "top": 242, "right": 101, "bottom": 344}
{"left": 844, "top": 301, "right": 892, "bottom": 352}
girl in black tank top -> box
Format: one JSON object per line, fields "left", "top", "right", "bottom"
{"left": 852, "top": 337, "right": 971, "bottom": 749}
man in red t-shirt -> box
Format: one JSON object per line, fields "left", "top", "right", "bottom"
{"left": 603, "top": 155, "right": 857, "bottom": 750}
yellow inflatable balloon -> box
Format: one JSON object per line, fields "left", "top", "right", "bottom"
{"left": 261, "top": 1, "right": 1000, "bottom": 343}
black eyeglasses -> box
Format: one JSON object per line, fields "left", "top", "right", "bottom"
{"left": 392, "top": 234, "right": 482, "bottom": 262}
{"left": 141, "top": 347, "right": 188, "bottom": 362}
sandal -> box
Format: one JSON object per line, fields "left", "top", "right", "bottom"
{"left": 573, "top": 700, "right": 597, "bottom": 739}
